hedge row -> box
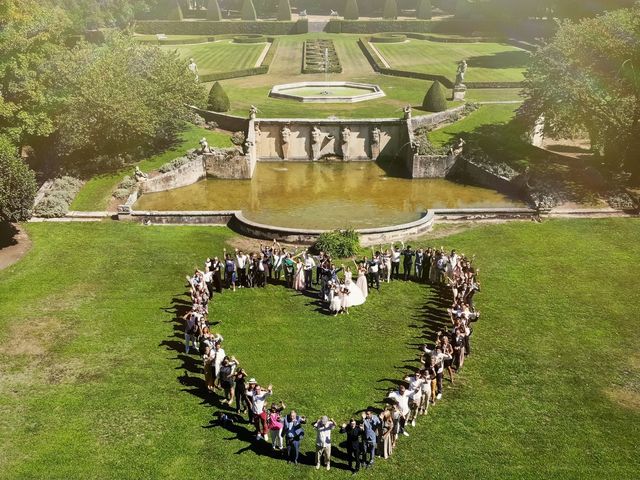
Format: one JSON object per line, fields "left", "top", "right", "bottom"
{"left": 199, "top": 37, "right": 279, "bottom": 82}
{"left": 134, "top": 19, "right": 308, "bottom": 35}
{"left": 325, "top": 18, "right": 556, "bottom": 40}
{"left": 370, "top": 33, "right": 407, "bottom": 43}
{"left": 135, "top": 36, "right": 217, "bottom": 45}
{"left": 232, "top": 34, "right": 266, "bottom": 43}
{"left": 326, "top": 19, "right": 435, "bottom": 34}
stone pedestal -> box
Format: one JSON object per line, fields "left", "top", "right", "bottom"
{"left": 453, "top": 85, "right": 467, "bottom": 101}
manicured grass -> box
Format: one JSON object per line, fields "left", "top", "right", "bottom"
{"left": 375, "top": 39, "right": 529, "bottom": 83}
{"left": 0, "top": 220, "right": 639, "bottom": 479}
{"left": 218, "top": 34, "right": 456, "bottom": 118}
{"left": 428, "top": 104, "right": 519, "bottom": 147}
{"left": 70, "top": 125, "right": 232, "bottom": 211}
{"left": 161, "top": 40, "right": 266, "bottom": 75}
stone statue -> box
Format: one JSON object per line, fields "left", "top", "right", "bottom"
{"left": 299, "top": 9, "right": 307, "bottom": 17}
{"left": 199, "top": 137, "right": 210, "bottom": 154}
{"left": 341, "top": 126, "right": 351, "bottom": 143}
{"left": 280, "top": 125, "right": 291, "bottom": 144}
{"left": 254, "top": 122, "right": 261, "bottom": 137}
{"left": 188, "top": 58, "right": 199, "bottom": 82}
{"left": 403, "top": 105, "right": 412, "bottom": 120}
{"left": 134, "top": 165, "right": 148, "bottom": 181}
{"left": 371, "top": 127, "right": 381, "bottom": 145}
{"left": 249, "top": 105, "right": 258, "bottom": 119}
{"left": 311, "top": 126, "right": 322, "bottom": 144}
{"left": 243, "top": 139, "right": 254, "bottom": 155}
{"left": 455, "top": 59, "right": 467, "bottom": 86}
{"left": 330, "top": 9, "right": 338, "bottom": 17}
{"left": 449, "top": 137, "right": 466, "bottom": 156}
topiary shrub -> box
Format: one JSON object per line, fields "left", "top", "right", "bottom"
{"left": 207, "top": 81, "right": 231, "bottom": 112}
{"left": 416, "top": 0, "right": 432, "bottom": 19}
{"left": 241, "top": 0, "right": 257, "bottom": 21}
{"left": 423, "top": 80, "right": 447, "bottom": 112}
{"left": 344, "top": 0, "right": 360, "bottom": 20}
{"left": 277, "top": 0, "right": 292, "bottom": 21}
{"left": 382, "top": 0, "right": 398, "bottom": 19}
{"left": 314, "top": 229, "right": 360, "bottom": 258}
{"left": 207, "top": 0, "right": 222, "bottom": 20}
{"left": 167, "top": 0, "right": 184, "bottom": 21}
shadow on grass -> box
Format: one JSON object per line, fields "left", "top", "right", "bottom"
{"left": 161, "top": 275, "right": 456, "bottom": 471}
{"left": 0, "top": 223, "right": 19, "bottom": 249}
{"left": 466, "top": 50, "right": 530, "bottom": 70}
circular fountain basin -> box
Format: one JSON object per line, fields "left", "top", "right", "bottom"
{"left": 269, "top": 81, "right": 385, "bottom": 103}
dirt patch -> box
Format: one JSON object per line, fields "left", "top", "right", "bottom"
{"left": 0, "top": 224, "right": 32, "bottom": 271}
{"left": 0, "top": 316, "right": 66, "bottom": 357}
{"left": 605, "top": 388, "right": 640, "bottom": 411}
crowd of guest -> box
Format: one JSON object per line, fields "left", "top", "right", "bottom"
{"left": 180, "top": 240, "right": 481, "bottom": 473}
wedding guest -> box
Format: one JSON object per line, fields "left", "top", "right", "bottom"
{"left": 235, "top": 248, "right": 248, "bottom": 288}
{"left": 390, "top": 244, "right": 402, "bottom": 280}
{"left": 379, "top": 409, "right": 394, "bottom": 459}
{"left": 303, "top": 252, "right": 316, "bottom": 289}
{"left": 222, "top": 249, "right": 237, "bottom": 292}
{"left": 340, "top": 418, "right": 364, "bottom": 473}
{"left": 267, "top": 401, "right": 287, "bottom": 451}
{"left": 388, "top": 385, "right": 412, "bottom": 437}
{"left": 401, "top": 241, "right": 415, "bottom": 280}
{"left": 234, "top": 368, "right": 249, "bottom": 414}
{"left": 283, "top": 410, "right": 306, "bottom": 465}
{"left": 247, "top": 383, "right": 273, "bottom": 440}
{"left": 313, "top": 416, "right": 336, "bottom": 471}
{"left": 361, "top": 411, "right": 380, "bottom": 467}
{"left": 219, "top": 356, "right": 238, "bottom": 405}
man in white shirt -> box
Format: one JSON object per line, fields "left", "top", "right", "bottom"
{"left": 313, "top": 416, "right": 336, "bottom": 470}
{"left": 388, "top": 385, "right": 413, "bottom": 436}
{"left": 404, "top": 373, "right": 424, "bottom": 427}
{"left": 235, "top": 249, "right": 248, "bottom": 288}
{"left": 247, "top": 384, "right": 272, "bottom": 440}
{"left": 390, "top": 244, "right": 401, "bottom": 280}
{"left": 303, "top": 253, "right": 316, "bottom": 289}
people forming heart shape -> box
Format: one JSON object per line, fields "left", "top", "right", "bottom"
{"left": 180, "top": 241, "right": 481, "bottom": 474}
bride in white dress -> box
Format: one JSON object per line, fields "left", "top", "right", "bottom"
{"left": 342, "top": 266, "right": 366, "bottom": 307}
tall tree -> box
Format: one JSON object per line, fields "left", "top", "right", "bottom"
{"left": 207, "top": 0, "right": 222, "bottom": 20}
{"left": 520, "top": 4, "right": 640, "bottom": 179}
{"left": 416, "top": 0, "right": 431, "bottom": 19}
{"left": 383, "top": 0, "right": 398, "bottom": 19}
{"left": 48, "top": 33, "right": 206, "bottom": 170}
{"left": 344, "top": 0, "right": 360, "bottom": 19}
{"left": 0, "top": 0, "right": 69, "bottom": 151}
{"left": 241, "top": 0, "right": 258, "bottom": 20}
{"left": 277, "top": 0, "right": 292, "bottom": 20}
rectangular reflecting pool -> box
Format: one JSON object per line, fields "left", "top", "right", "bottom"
{"left": 134, "top": 162, "right": 524, "bottom": 229}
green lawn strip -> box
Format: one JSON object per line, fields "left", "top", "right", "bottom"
{"left": 0, "top": 220, "right": 638, "bottom": 478}
{"left": 375, "top": 38, "right": 529, "bottom": 83}
{"left": 160, "top": 40, "right": 266, "bottom": 75}
{"left": 428, "top": 103, "right": 519, "bottom": 147}
{"left": 70, "top": 125, "right": 231, "bottom": 211}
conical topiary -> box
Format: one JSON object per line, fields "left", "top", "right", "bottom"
{"left": 382, "top": 0, "right": 398, "bottom": 19}
{"left": 241, "top": 0, "right": 257, "bottom": 20}
{"left": 167, "top": 0, "right": 183, "bottom": 20}
{"left": 277, "top": 0, "right": 292, "bottom": 20}
{"left": 207, "top": 0, "right": 222, "bottom": 20}
{"left": 423, "top": 81, "right": 447, "bottom": 112}
{"left": 416, "top": 0, "right": 432, "bottom": 19}
{"left": 344, "top": 0, "right": 360, "bottom": 20}
{"left": 208, "top": 82, "right": 230, "bottom": 112}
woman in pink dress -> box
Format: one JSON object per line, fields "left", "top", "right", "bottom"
{"left": 293, "top": 258, "right": 305, "bottom": 291}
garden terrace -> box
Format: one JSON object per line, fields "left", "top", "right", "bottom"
{"left": 302, "top": 38, "right": 342, "bottom": 74}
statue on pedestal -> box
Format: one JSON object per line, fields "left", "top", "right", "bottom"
{"left": 134, "top": 166, "right": 148, "bottom": 182}
{"left": 188, "top": 58, "right": 199, "bottom": 82}
{"left": 199, "top": 137, "right": 211, "bottom": 153}
{"left": 370, "top": 126, "right": 381, "bottom": 159}
{"left": 280, "top": 125, "right": 291, "bottom": 159}
{"left": 403, "top": 105, "right": 412, "bottom": 120}
{"left": 455, "top": 59, "right": 467, "bottom": 86}
{"left": 311, "top": 126, "right": 322, "bottom": 161}
{"left": 249, "top": 105, "right": 258, "bottom": 119}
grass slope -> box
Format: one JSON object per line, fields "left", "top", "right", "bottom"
{"left": 375, "top": 39, "right": 529, "bottom": 83}
{"left": 0, "top": 220, "right": 639, "bottom": 479}
{"left": 70, "top": 125, "right": 232, "bottom": 212}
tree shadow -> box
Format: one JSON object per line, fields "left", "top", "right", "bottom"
{"left": 466, "top": 50, "right": 530, "bottom": 70}
{"left": 0, "top": 223, "right": 19, "bottom": 249}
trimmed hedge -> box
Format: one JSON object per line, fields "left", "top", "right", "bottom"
{"left": 232, "top": 34, "right": 266, "bottom": 43}
{"left": 370, "top": 32, "right": 407, "bottom": 43}
{"left": 423, "top": 80, "right": 447, "bottom": 112}
{"left": 135, "top": 36, "right": 217, "bottom": 45}
{"left": 134, "top": 19, "right": 307, "bottom": 35}
{"left": 207, "top": 81, "right": 231, "bottom": 112}
{"left": 326, "top": 19, "right": 434, "bottom": 34}
{"left": 277, "top": 0, "right": 292, "bottom": 21}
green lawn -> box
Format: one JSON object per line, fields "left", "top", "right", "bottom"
{"left": 428, "top": 103, "right": 519, "bottom": 147}
{"left": 0, "top": 220, "right": 638, "bottom": 479}
{"left": 375, "top": 39, "right": 529, "bottom": 83}
{"left": 71, "top": 125, "right": 232, "bottom": 211}
{"left": 161, "top": 40, "right": 266, "bottom": 76}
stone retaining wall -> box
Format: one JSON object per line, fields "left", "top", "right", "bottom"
{"left": 411, "top": 106, "right": 467, "bottom": 130}
{"left": 140, "top": 159, "right": 206, "bottom": 194}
